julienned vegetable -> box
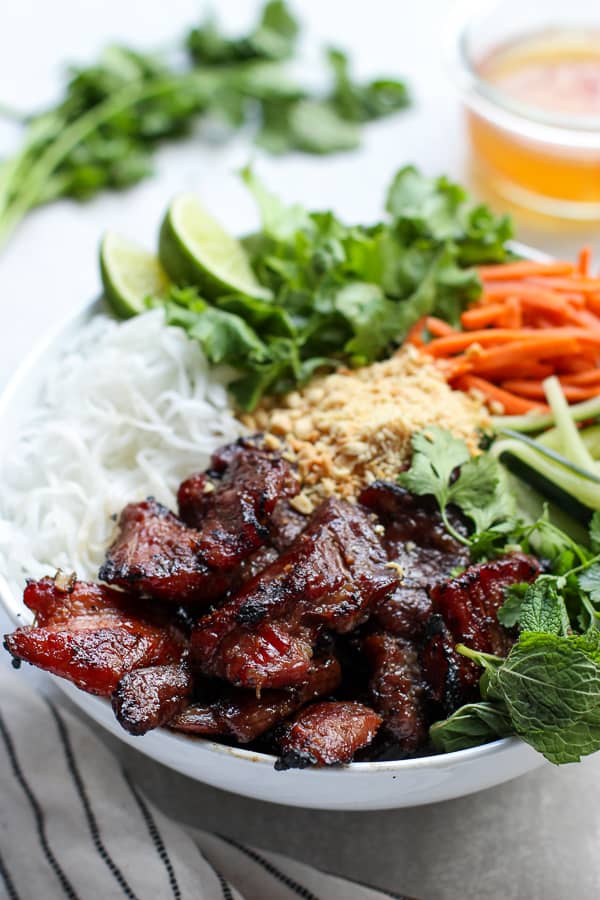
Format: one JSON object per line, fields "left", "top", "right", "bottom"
{"left": 409, "top": 248, "right": 600, "bottom": 416}
{"left": 492, "top": 377, "right": 600, "bottom": 519}
{"left": 0, "top": 1, "right": 410, "bottom": 249}
{"left": 101, "top": 166, "right": 512, "bottom": 410}
{"left": 400, "top": 427, "right": 600, "bottom": 764}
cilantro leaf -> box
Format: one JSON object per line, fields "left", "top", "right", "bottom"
{"left": 0, "top": 1, "right": 413, "bottom": 251}
{"left": 398, "top": 427, "right": 470, "bottom": 507}
{"left": 327, "top": 48, "right": 410, "bottom": 122}
{"left": 579, "top": 563, "right": 600, "bottom": 605}
{"left": 497, "top": 582, "right": 530, "bottom": 628}
{"left": 398, "top": 428, "right": 514, "bottom": 545}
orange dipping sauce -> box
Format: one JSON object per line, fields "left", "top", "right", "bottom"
{"left": 467, "top": 31, "right": 600, "bottom": 214}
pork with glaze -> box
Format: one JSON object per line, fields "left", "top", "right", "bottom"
{"left": 4, "top": 577, "right": 185, "bottom": 696}
{"left": 275, "top": 701, "right": 382, "bottom": 768}
{"left": 421, "top": 553, "right": 540, "bottom": 712}
{"left": 170, "top": 656, "right": 341, "bottom": 743}
{"left": 191, "top": 497, "right": 399, "bottom": 690}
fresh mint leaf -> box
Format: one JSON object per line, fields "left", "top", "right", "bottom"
{"left": 487, "top": 631, "right": 600, "bottom": 764}
{"left": 519, "top": 579, "right": 570, "bottom": 636}
{"left": 430, "top": 702, "right": 513, "bottom": 753}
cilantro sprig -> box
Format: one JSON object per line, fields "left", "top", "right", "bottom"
{"left": 159, "top": 168, "right": 511, "bottom": 410}
{"left": 0, "top": 1, "right": 411, "bottom": 249}
{"left": 397, "top": 427, "right": 515, "bottom": 546}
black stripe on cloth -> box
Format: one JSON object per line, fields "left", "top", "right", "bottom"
{"left": 200, "top": 856, "right": 235, "bottom": 900}
{"left": 219, "top": 835, "right": 320, "bottom": 900}
{"left": 122, "top": 770, "right": 182, "bottom": 900}
{"left": 0, "top": 846, "right": 21, "bottom": 900}
{"left": 0, "top": 712, "right": 80, "bottom": 900}
{"left": 46, "top": 701, "right": 138, "bottom": 900}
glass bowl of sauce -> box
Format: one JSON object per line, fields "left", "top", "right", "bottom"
{"left": 448, "top": 0, "right": 600, "bottom": 218}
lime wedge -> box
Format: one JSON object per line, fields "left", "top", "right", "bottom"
{"left": 159, "top": 193, "right": 271, "bottom": 300}
{"left": 100, "top": 232, "right": 170, "bottom": 318}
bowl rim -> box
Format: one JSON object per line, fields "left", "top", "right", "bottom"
{"left": 444, "top": 0, "right": 600, "bottom": 148}
{"left": 0, "top": 274, "right": 543, "bottom": 775}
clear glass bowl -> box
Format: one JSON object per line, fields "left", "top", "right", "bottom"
{"left": 446, "top": 0, "right": 600, "bottom": 219}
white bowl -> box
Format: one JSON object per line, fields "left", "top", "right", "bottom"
{"left": 0, "top": 292, "right": 544, "bottom": 810}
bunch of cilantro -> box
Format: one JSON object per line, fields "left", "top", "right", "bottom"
{"left": 161, "top": 166, "right": 512, "bottom": 410}
{"left": 398, "top": 426, "right": 600, "bottom": 765}
{"left": 0, "top": 1, "right": 410, "bottom": 249}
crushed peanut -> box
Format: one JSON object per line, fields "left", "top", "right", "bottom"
{"left": 242, "top": 345, "right": 490, "bottom": 503}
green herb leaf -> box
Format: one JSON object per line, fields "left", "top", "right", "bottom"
{"left": 579, "top": 563, "right": 600, "bottom": 605}
{"left": 327, "top": 48, "right": 409, "bottom": 122}
{"left": 487, "top": 631, "right": 600, "bottom": 764}
{"left": 398, "top": 427, "right": 471, "bottom": 507}
{"left": 497, "top": 582, "right": 530, "bottom": 628}
{"left": 398, "top": 428, "right": 513, "bottom": 544}
{"left": 519, "top": 579, "right": 571, "bottom": 636}
{"left": 0, "top": 1, "right": 413, "bottom": 250}
{"left": 430, "top": 701, "right": 513, "bottom": 753}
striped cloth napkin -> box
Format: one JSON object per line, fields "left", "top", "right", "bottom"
{"left": 0, "top": 669, "right": 411, "bottom": 900}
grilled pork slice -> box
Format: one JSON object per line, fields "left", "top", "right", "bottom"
{"left": 359, "top": 481, "right": 470, "bottom": 639}
{"left": 364, "top": 632, "right": 428, "bottom": 756}
{"left": 177, "top": 436, "right": 300, "bottom": 566}
{"left": 191, "top": 498, "right": 398, "bottom": 689}
{"left": 4, "top": 577, "right": 185, "bottom": 696}
{"left": 112, "top": 662, "right": 193, "bottom": 735}
{"left": 421, "top": 553, "right": 540, "bottom": 712}
{"left": 275, "top": 701, "right": 382, "bottom": 769}
{"left": 99, "top": 499, "right": 234, "bottom": 604}
{"left": 170, "top": 656, "right": 341, "bottom": 743}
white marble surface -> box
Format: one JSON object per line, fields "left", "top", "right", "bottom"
{"left": 2, "top": 1, "right": 600, "bottom": 897}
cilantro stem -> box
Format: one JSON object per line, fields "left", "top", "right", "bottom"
{"left": 0, "top": 72, "right": 211, "bottom": 247}
{"left": 441, "top": 509, "right": 471, "bottom": 547}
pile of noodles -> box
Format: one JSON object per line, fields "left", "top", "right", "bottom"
{"left": 0, "top": 310, "right": 242, "bottom": 592}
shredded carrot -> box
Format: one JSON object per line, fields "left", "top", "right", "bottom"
{"left": 579, "top": 246, "right": 592, "bottom": 277}
{"left": 405, "top": 316, "right": 428, "bottom": 348}
{"left": 502, "top": 380, "right": 600, "bottom": 402}
{"left": 468, "top": 337, "right": 581, "bottom": 377}
{"left": 460, "top": 304, "right": 505, "bottom": 330}
{"left": 453, "top": 375, "right": 548, "bottom": 415}
{"left": 413, "top": 248, "right": 600, "bottom": 416}
{"left": 498, "top": 297, "right": 522, "bottom": 330}
{"left": 526, "top": 276, "right": 600, "bottom": 294}
{"left": 483, "top": 283, "right": 586, "bottom": 307}
{"left": 560, "top": 369, "right": 600, "bottom": 386}
{"left": 477, "top": 260, "right": 575, "bottom": 281}
{"left": 425, "top": 316, "right": 457, "bottom": 338}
